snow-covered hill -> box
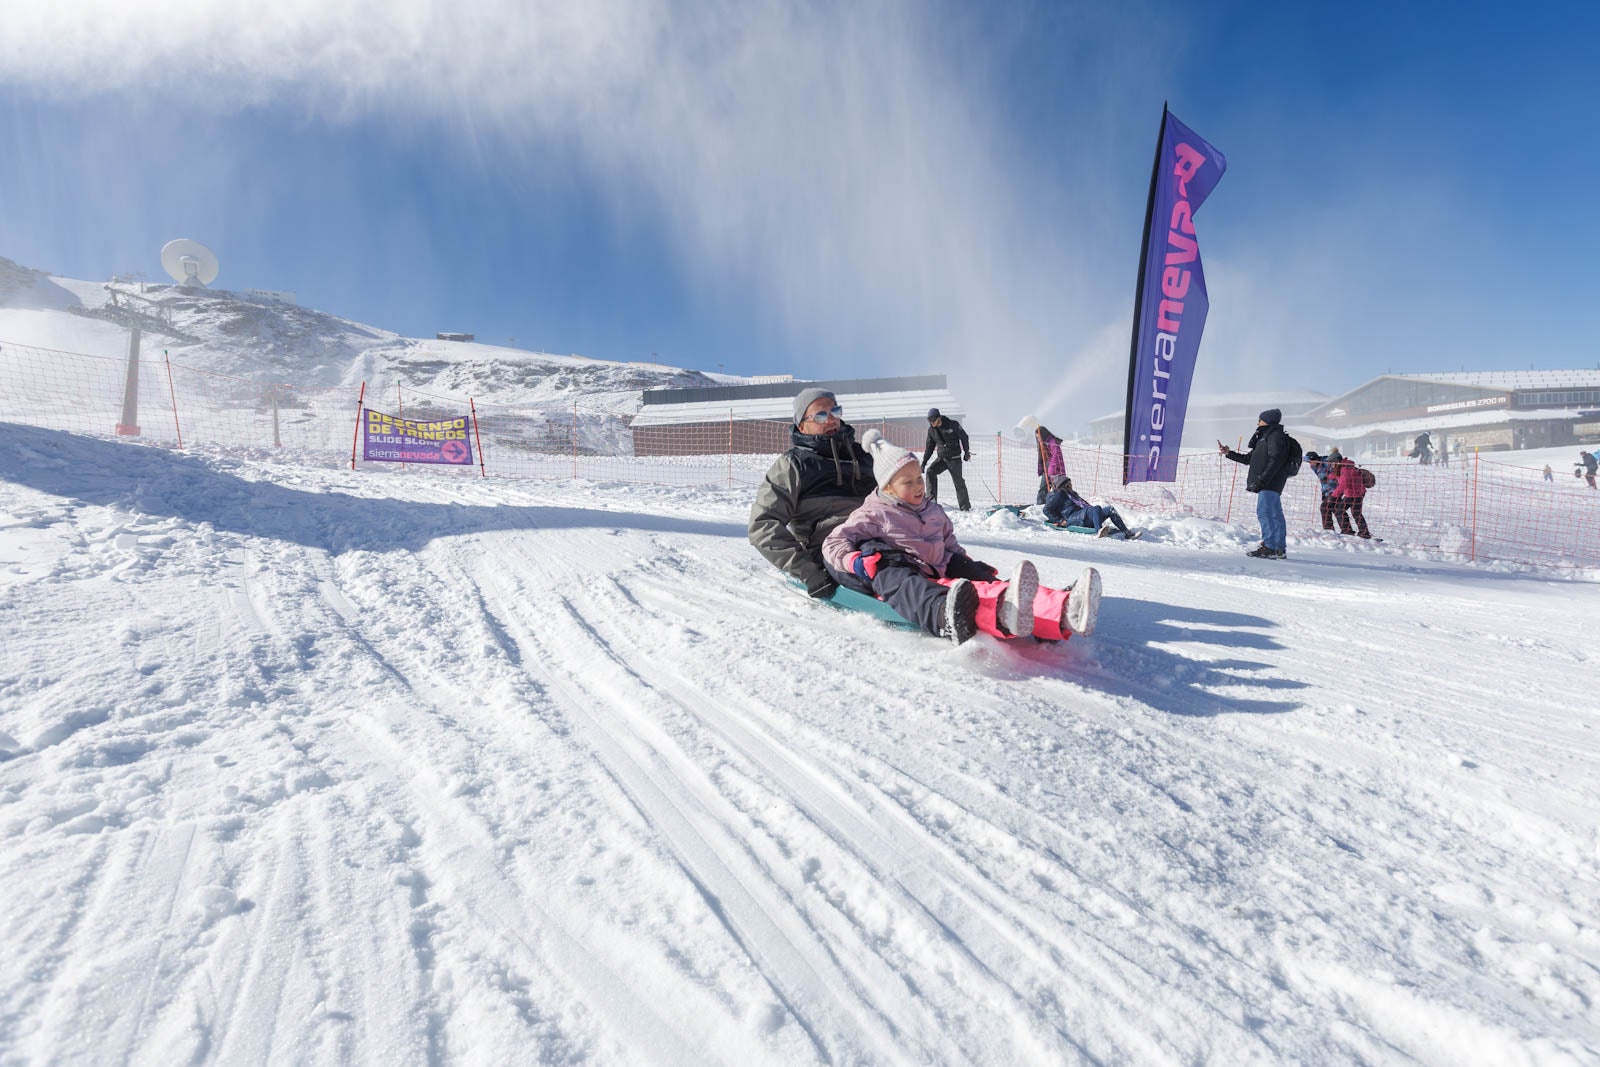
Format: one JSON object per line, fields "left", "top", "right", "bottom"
{"left": 1, "top": 423, "right": 1597, "bottom": 1064}
{"left": 0, "top": 255, "right": 724, "bottom": 413}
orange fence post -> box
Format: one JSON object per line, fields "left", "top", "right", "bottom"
{"left": 349, "top": 381, "right": 366, "bottom": 470}
{"left": 727, "top": 408, "right": 734, "bottom": 487}
{"left": 470, "top": 396, "right": 486, "bottom": 478}
{"left": 162, "top": 349, "right": 183, "bottom": 448}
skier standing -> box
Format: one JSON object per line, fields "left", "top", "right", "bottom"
{"left": 921, "top": 408, "right": 972, "bottom": 511}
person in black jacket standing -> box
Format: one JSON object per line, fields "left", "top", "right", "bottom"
{"left": 1219, "top": 408, "right": 1294, "bottom": 559}
{"left": 921, "top": 408, "right": 972, "bottom": 511}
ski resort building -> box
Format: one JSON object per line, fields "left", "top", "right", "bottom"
{"left": 631, "top": 374, "right": 962, "bottom": 456}
{"left": 1087, "top": 391, "right": 1332, "bottom": 452}
{"left": 1303, "top": 370, "right": 1600, "bottom": 457}
{"left": 1085, "top": 371, "right": 1600, "bottom": 458}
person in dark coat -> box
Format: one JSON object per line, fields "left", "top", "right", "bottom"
{"left": 1218, "top": 408, "right": 1295, "bottom": 559}
{"left": 1578, "top": 450, "right": 1598, "bottom": 489}
{"left": 921, "top": 408, "right": 972, "bottom": 511}
{"left": 1409, "top": 431, "right": 1434, "bottom": 465}
{"left": 748, "top": 387, "right": 877, "bottom": 599}
{"left": 1041, "top": 477, "right": 1137, "bottom": 538}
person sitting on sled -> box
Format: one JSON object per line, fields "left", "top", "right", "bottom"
{"left": 1041, "top": 476, "right": 1137, "bottom": 539}
{"left": 748, "top": 387, "right": 877, "bottom": 600}
{"left": 821, "top": 429, "right": 1101, "bottom": 646}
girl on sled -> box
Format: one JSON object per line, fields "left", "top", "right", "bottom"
{"left": 822, "top": 429, "right": 1101, "bottom": 646}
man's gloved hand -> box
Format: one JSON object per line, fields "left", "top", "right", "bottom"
{"left": 952, "top": 554, "right": 998, "bottom": 581}
{"left": 806, "top": 574, "right": 837, "bottom": 599}
{"left": 962, "top": 451, "right": 971, "bottom": 462}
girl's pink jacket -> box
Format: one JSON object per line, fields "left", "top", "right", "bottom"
{"left": 823, "top": 490, "right": 964, "bottom": 577}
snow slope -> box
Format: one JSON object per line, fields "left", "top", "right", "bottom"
{"left": 2, "top": 422, "right": 1597, "bottom": 1065}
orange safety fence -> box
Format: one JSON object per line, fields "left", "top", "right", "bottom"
{"left": 3, "top": 337, "right": 1597, "bottom": 568}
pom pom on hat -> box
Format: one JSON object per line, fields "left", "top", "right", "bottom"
{"left": 860, "top": 428, "right": 919, "bottom": 489}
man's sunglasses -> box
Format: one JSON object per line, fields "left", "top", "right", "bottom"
{"left": 804, "top": 406, "right": 843, "bottom": 424}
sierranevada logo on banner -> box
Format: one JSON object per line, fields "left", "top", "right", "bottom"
{"left": 362, "top": 409, "right": 474, "bottom": 465}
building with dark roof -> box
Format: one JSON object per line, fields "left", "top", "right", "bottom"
{"left": 632, "top": 375, "right": 962, "bottom": 456}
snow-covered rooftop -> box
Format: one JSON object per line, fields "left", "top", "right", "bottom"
{"left": 1325, "top": 405, "right": 1591, "bottom": 439}
{"left": 1389, "top": 369, "right": 1600, "bottom": 390}
{"left": 630, "top": 387, "right": 961, "bottom": 427}
{"left": 1091, "top": 390, "right": 1330, "bottom": 425}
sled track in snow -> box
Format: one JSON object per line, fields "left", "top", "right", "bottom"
{"left": 5, "top": 459, "right": 1598, "bottom": 1065}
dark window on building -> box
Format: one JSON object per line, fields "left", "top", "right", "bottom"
{"left": 1343, "top": 380, "right": 1503, "bottom": 416}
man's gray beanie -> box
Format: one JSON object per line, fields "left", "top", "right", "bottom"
{"left": 793, "top": 387, "right": 837, "bottom": 425}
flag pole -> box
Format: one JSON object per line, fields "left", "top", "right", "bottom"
{"left": 1121, "top": 102, "right": 1168, "bottom": 485}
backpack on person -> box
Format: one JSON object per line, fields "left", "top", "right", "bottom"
{"left": 1281, "top": 433, "right": 1303, "bottom": 477}
{"left": 1359, "top": 467, "right": 1376, "bottom": 489}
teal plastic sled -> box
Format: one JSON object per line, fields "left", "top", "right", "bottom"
{"left": 789, "top": 578, "right": 919, "bottom": 630}
{"left": 985, "top": 504, "right": 1094, "bottom": 534}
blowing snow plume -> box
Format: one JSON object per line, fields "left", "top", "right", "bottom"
{"left": 0, "top": 1, "right": 1146, "bottom": 432}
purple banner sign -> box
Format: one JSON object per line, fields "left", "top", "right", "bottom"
{"left": 362, "top": 408, "right": 474, "bottom": 464}
{"left": 1123, "top": 107, "right": 1226, "bottom": 483}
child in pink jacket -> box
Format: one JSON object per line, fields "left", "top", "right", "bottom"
{"left": 1331, "top": 455, "right": 1372, "bottom": 538}
{"left": 822, "top": 429, "right": 1101, "bottom": 645}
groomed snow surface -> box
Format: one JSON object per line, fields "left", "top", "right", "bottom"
{"left": 2, "top": 423, "right": 1597, "bottom": 1066}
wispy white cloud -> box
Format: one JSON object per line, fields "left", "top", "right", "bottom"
{"left": 1, "top": 1, "right": 1177, "bottom": 429}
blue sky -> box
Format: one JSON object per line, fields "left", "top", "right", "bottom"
{"left": 2, "top": 1, "right": 1596, "bottom": 431}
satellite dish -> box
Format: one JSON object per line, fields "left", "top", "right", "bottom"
{"left": 160, "top": 239, "right": 220, "bottom": 287}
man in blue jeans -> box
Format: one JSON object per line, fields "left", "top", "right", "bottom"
{"left": 1219, "top": 408, "right": 1295, "bottom": 559}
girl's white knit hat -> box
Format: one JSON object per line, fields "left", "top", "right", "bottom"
{"left": 859, "top": 428, "right": 919, "bottom": 489}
